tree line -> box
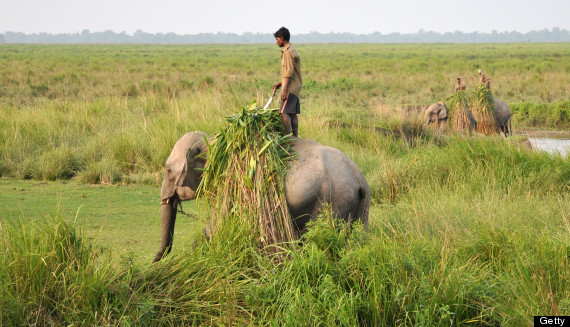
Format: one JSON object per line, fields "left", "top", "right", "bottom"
{"left": 0, "top": 27, "right": 568, "bottom": 44}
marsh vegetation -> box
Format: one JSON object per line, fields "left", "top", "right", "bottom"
{"left": 1, "top": 43, "right": 569, "bottom": 326}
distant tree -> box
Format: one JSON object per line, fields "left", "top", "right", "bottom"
{"left": 0, "top": 28, "right": 568, "bottom": 44}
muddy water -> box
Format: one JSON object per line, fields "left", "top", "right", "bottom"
{"left": 519, "top": 131, "right": 570, "bottom": 157}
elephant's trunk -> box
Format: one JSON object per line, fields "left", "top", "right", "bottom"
{"left": 438, "top": 118, "right": 447, "bottom": 131}
{"left": 152, "top": 200, "right": 178, "bottom": 263}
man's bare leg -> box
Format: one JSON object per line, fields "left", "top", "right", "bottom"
{"left": 291, "top": 114, "right": 298, "bottom": 137}
{"left": 281, "top": 113, "right": 293, "bottom": 135}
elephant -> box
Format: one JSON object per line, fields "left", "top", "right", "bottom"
{"left": 153, "top": 132, "right": 371, "bottom": 263}
{"left": 424, "top": 102, "right": 448, "bottom": 131}
{"left": 493, "top": 96, "right": 512, "bottom": 137}
{"left": 425, "top": 101, "right": 478, "bottom": 134}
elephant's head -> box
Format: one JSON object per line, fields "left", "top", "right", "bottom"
{"left": 161, "top": 132, "right": 208, "bottom": 204}
{"left": 154, "top": 131, "right": 208, "bottom": 263}
{"left": 424, "top": 102, "right": 448, "bottom": 123}
{"left": 424, "top": 102, "right": 448, "bottom": 130}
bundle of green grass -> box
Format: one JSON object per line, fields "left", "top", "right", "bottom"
{"left": 445, "top": 89, "right": 471, "bottom": 132}
{"left": 198, "top": 104, "right": 297, "bottom": 250}
{"left": 470, "top": 83, "right": 499, "bottom": 135}
{"left": 445, "top": 84, "right": 498, "bottom": 135}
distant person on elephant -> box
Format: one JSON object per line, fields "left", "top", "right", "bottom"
{"left": 455, "top": 77, "right": 466, "bottom": 93}
{"left": 272, "top": 26, "right": 303, "bottom": 137}
{"left": 478, "top": 69, "right": 491, "bottom": 89}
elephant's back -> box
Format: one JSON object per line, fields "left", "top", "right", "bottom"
{"left": 492, "top": 97, "right": 511, "bottom": 122}
{"left": 288, "top": 138, "right": 347, "bottom": 178}
{"left": 285, "top": 138, "right": 327, "bottom": 208}
{"left": 286, "top": 138, "right": 365, "bottom": 215}
{"left": 492, "top": 97, "right": 510, "bottom": 114}
{"left": 167, "top": 132, "right": 207, "bottom": 164}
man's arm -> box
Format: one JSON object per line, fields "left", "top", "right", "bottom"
{"left": 281, "top": 77, "right": 291, "bottom": 100}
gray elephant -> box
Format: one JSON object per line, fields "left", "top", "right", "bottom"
{"left": 424, "top": 102, "right": 448, "bottom": 131}
{"left": 493, "top": 96, "right": 512, "bottom": 137}
{"left": 153, "top": 132, "right": 370, "bottom": 263}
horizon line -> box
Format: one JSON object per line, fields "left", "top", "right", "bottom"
{"left": 1, "top": 27, "right": 568, "bottom": 36}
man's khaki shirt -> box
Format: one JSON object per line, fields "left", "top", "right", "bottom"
{"left": 281, "top": 43, "right": 302, "bottom": 97}
{"left": 455, "top": 82, "right": 466, "bottom": 92}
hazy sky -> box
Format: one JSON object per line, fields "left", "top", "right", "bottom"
{"left": 1, "top": 0, "right": 569, "bottom": 35}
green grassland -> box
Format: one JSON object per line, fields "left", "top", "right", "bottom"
{"left": 1, "top": 43, "right": 570, "bottom": 326}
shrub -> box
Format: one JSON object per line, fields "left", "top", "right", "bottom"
{"left": 33, "top": 145, "right": 80, "bottom": 180}
{"left": 510, "top": 101, "right": 570, "bottom": 129}
{"left": 75, "top": 158, "right": 122, "bottom": 184}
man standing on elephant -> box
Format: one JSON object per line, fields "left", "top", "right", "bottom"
{"left": 273, "top": 27, "right": 302, "bottom": 137}
{"left": 478, "top": 69, "right": 491, "bottom": 89}
{"left": 455, "top": 77, "right": 466, "bottom": 93}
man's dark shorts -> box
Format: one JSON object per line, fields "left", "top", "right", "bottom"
{"left": 280, "top": 93, "right": 301, "bottom": 114}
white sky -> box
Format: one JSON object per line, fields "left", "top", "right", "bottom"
{"left": 1, "top": 0, "right": 568, "bottom": 35}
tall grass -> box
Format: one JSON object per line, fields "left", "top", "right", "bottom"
{"left": 3, "top": 188, "right": 568, "bottom": 325}
{"left": 1, "top": 43, "right": 569, "bottom": 325}
{"left": 1, "top": 43, "right": 569, "bottom": 182}
{"left": 510, "top": 101, "right": 570, "bottom": 130}
{"left": 0, "top": 215, "right": 130, "bottom": 326}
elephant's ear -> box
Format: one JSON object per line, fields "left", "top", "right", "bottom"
{"left": 195, "top": 142, "right": 208, "bottom": 167}
{"left": 438, "top": 103, "right": 448, "bottom": 120}
{"left": 185, "top": 140, "right": 208, "bottom": 174}
{"left": 161, "top": 157, "right": 186, "bottom": 203}
{"left": 175, "top": 157, "right": 189, "bottom": 188}
{"left": 187, "top": 145, "right": 204, "bottom": 165}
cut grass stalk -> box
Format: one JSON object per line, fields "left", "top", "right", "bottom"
{"left": 198, "top": 104, "right": 297, "bottom": 250}
{"left": 446, "top": 90, "right": 472, "bottom": 133}
{"left": 470, "top": 84, "right": 499, "bottom": 135}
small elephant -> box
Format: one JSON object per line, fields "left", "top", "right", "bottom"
{"left": 493, "top": 96, "right": 512, "bottom": 137}
{"left": 424, "top": 102, "right": 448, "bottom": 131}
{"left": 153, "top": 132, "right": 370, "bottom": 263}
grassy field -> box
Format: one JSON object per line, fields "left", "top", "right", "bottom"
{"left": 0, "top": 179, "right": 203, "bottom": 263}
{"left": 1, "top": 43, "right": 570, "bottom": 326}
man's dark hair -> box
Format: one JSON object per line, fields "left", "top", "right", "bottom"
{"left": 274, "top": 27, "right": 290, "bottom": 41}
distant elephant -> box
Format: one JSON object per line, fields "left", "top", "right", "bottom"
{"left": 153, "top": 132, "right": 371, "bottom": 263}
{"left": 424, "top": 102, "right": 448, "bottom": 131}
{"left": 493, "top": 96, "right": 512, "bottom": 137}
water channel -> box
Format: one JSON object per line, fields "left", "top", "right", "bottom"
{"left": 519, "top": 131, "right": 570, "bottom": 157}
